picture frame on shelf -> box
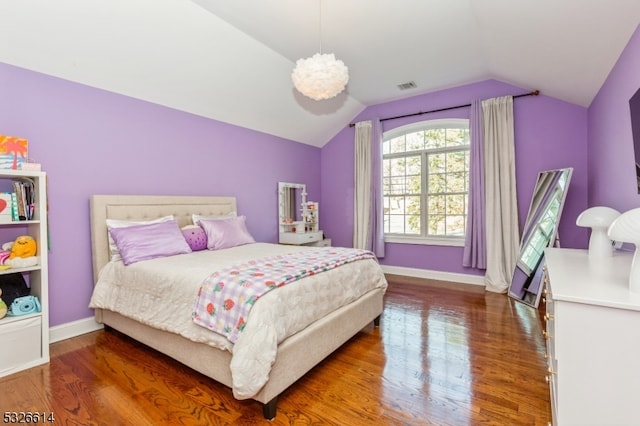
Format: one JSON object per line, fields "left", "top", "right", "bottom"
{"left": 0, "top": 135, "right": 28, "bottom": 171}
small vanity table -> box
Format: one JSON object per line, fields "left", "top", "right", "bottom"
{"left": 278, "top": 182, "right": 329, "bottom": 246}
{"left": 543, "top": 247, "right": 640, "bottom": 426}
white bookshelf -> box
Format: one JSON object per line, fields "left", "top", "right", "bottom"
{"left": 0, "top": 170, "right": 49, "bottom": 378}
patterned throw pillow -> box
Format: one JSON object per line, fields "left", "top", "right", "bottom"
{"left": 181, "top": 225, "right": 208, "bottom": 251}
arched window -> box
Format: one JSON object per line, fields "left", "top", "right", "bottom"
{"left": 383, "top": 119, "right": 470, "bottom": 246}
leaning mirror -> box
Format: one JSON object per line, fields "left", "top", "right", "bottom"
{"left": 508, "top": 167, "right": 573, "bottom": 308}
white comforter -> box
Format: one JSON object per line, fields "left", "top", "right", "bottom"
{"left": 89, "top": 242, "right": 387, "bottom": 399}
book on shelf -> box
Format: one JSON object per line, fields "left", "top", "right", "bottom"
{"left": 10, "top": 192, "right": 18, "bottom": 222}
{"left": 11, "top": 178, "right": 35, "bottom": 221}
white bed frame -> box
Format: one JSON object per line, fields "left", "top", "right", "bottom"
{"left": 89, "top": 195, "right": 384, "bottom": 419}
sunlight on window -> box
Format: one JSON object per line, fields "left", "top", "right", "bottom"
{"left": 383, "top": 119, "right": 470, "bottom": 241}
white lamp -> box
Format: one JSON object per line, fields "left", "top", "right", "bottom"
{"left": 576, "top": 206, "right": 621, "bottom": 257}
{"left": 608, "top": 208, "right": 640, "bottom": 293}
{"left": 292, "top": 53, "right": 349, "bottom": 100}
{"left": 291, "top": 0, "right": 349, "bottom": 100}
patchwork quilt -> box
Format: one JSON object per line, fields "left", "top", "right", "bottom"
{"left": 192, "top": 247, "right": 376, "bottom": 343}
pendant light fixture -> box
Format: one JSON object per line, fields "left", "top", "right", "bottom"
{"left": 291, "top": 0, "right": 349, "bottom": 100}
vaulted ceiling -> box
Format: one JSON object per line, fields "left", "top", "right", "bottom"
{"left": 1, "top": 1, "right": 639, "bottom": 147}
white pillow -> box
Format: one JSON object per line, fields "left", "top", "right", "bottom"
{"left": 106, "top": 215, "right": 174, "bottom": 262}
{"left": 191, "top": 211, "right": 237, "bottom": 226}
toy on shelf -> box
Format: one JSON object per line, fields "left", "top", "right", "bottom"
{"left": 2, "top": 235, "right": 38, "bottom": 268}
{"left": 0, "top": 289, "right": 6, "bottom": 319}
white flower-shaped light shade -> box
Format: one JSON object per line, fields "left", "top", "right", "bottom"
{"left": 608, "top": 208, "right": 640, "bottom": 293}
{"left": 576, "top": 206, "right": 621, "bottom": 257}
{"left": 291, "top": 53, "right": 349, "bottom": 100}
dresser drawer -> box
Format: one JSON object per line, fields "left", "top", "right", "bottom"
{"left": 279, "top": 231, "right": 323, "bottom": 245}
{"left": 543, "top": 274, "right": 556, "bottom": 364}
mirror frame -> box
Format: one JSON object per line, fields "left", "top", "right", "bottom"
{"left": 278, "top": 182, "right": 307, "bottom": 241}
{"left": 630, "top": 87, "right": 640, "bottom": 193}
{"left": 508, "top": 167, "right": 573, "bottom": 308}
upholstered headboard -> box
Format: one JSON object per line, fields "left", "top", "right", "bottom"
{"left": 89, "top": 195, "right": 237, "bottom": 285}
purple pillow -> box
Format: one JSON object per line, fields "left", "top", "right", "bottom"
{"left": 199, "top": 216, "right": 255, "bottom": 250}
{"left": 108, "top": 220, "right": 192, "bottom": 265}
{"left": 181, "top": 225, "right": 208, "bottom": 251}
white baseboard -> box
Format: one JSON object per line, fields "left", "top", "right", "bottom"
{"left": 381, "top": 265, "right": 485, "bottom": 286}
{"left": 49, "top": 316, "right": 104, "bottom": 343}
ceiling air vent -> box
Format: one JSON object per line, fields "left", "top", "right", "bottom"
{"left": 397, "top": 81, "right": 417, "bottom": 90}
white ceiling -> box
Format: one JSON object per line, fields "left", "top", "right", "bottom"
{"left": 1, "top": 0, "right": 639, "bottom": 147}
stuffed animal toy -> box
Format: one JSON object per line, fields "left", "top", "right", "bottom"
{"left": 0, "top": 289, "right": 7, "bottom": 319}
{"left": 2, "top": 235, "right": 38, "bottom": 268}
{"left": 8, "top": 235, "right": 37, "bottom": 258}
{"left": 181, "top": 225, "right": 208, "bottom": 251}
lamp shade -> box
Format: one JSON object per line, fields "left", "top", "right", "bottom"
{"left": 291, "top": 53, "right": 349, "bottom": 100}
{"left": 576, "top": 206, "right": 620, "bottom": 258}
{"left": 608, "top": 208, "right": 640, "bottom": 293}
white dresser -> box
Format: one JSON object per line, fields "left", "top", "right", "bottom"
{"left": 544, "top": 248, "right": 640, "bottom": 426}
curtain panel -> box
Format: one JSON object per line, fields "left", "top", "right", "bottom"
{"left": 482, "top": 96, "right": 520, "bottom": 293}
{"left": 353, "top": 120, "right": 385, "bottom": 257}
{"left": 463, "top": 99, "right": 487, "bottom": 269}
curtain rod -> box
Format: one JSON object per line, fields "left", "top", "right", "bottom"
{"left": 348, "top": 90, "right": 540, "bottom": 128}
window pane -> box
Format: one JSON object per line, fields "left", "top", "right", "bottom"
{"left": 425, "top": 129, "right": 445, "bottom": 149}
{"left": 388, "top": 214, "right": 405, "bottom": 233}
{"left": 445, "top": 215, "right": 466, "bottom": 235}
{"left": 406, "top": 196, "right": 421, "bottom": 221}
{"left": 406, "top": 155, "right": 421, "bottom": 176}
{"left": 389, "top": 157, "right": 406, "bottom": 177}
{"left": 446, "top": 150, "right": 467, "bottom": 173}
{"left": 428, "top": 173, "right": 446, "bottom": 193}
{"left": 445, "top": 128, "right": 469, "bottom": 147}
{"left": 428, "top": 215, "right": 445, "bottom": 235}
{"left": 389, "top": 136, "right": 405, "bottom": 154}
{"left": 388, "top": 176, "right": 405, "bottom": 195}
{"left": 428, "top": 153, "right": 446, "bottom": 173}
{"left": 428, "top": 195, "right": 445, "bottom": 215}
{"left": 405, "top": 132, "right": 424, "bottom": 152}
{"left": 446, "top": 172, "right": 467, "bottom": 193}
{"left": 407, "top": 175, "right": 421, "bottom": 194}
{"left": 406, "top": 215, "right": 420, "bottom": 234}
{"left": 446, "top": 194, "right": 466, "bottom": 215}
{"left": 387, "top": 196, "right": 405, "bottom": 214}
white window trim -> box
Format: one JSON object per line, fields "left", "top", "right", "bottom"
{"left": 384, "top": 118, "right": 469, "bottom": 141}
{"left": 384, "top": 235, "right": 465, "bottom": 247}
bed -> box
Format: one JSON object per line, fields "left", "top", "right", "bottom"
{"left": 88, "top": 195, "right": 387, "bottom": 419}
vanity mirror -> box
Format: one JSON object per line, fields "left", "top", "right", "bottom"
{"left": 278, "top": 182, "right": 323, "bottom": 245}
{"left": 508, "top": 167, "right": 573, "bottom": 307}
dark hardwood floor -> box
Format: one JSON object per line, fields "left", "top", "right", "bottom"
{"left": 0, "top": 278, "right": 551, "bottom": 425}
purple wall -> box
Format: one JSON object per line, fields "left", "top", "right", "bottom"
{"left": 321, "top": 79, "right": 589, "bottom": 275}
{"left": 588, "top": 24, "right": 640, "bottom": 211}
{"left": 0, "top": 62, "right": 321, "bottom": 327}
